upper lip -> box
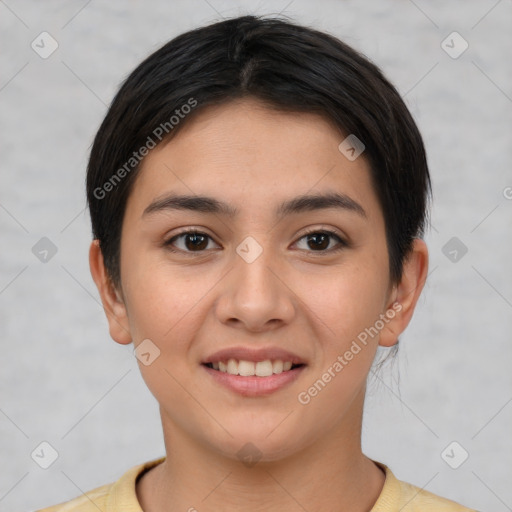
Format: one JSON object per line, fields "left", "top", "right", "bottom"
{"left": 202, "top": 346, "right": 306, "bottom": 365}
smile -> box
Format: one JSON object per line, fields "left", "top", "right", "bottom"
{"left": 204, "top": 359, "right": 303, "bottom": 377}
{"left": 202, "top": 361, "right": 306, "bottom": 397}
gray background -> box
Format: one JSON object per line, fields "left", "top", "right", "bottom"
{"left": 1, "top": 1, "right": 511, "bottom": 511}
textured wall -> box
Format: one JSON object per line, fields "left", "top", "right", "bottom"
{"left": 1, "top": 1, "right": 511, "bottom": 511}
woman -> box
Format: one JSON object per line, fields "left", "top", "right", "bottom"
{"left": 37, "top": 14, "right": 477, "bottom": 512}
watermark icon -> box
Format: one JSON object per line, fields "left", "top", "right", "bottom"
{"left": 298, "top": 302, "right": 402, "bottom": 405}
{"left": 236, "top": 442, "right": 263, "bottom": 467}
{"left": 503, "top": 186, "right": 512, "bottom": 200}
{"left": 32, "top": 236, "right": 58, "bottom": 263}
{"left": 338, "top": 134, "right": 365, "bottom": 161}
{"left": 31, "top": 441, "right": 59, "bottom": 469}
{"left": 441, "top": 441, "right": 469, "bottom": 469}
{"left": 442, "top": 236, "right": 468, "bottom": 263}
{"left": 441, "top": 31, "right": 469, "bottom": 59}
{"left": 93, "top": 97, "right": 198, "bottom": 200}
{"left": 236, "top": 236, "right": 263, "bottom": 263}
{"left": 134, "top": 338, "right": 161, "bottom": 366}
{"left": 31, "top": 32, "right": 59, "bottom": 59}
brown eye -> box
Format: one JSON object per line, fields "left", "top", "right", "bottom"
{"left": 306, "top": 233, "right": 330, "bottom": 250}
{"left": 164, "top": 228, "right": 347, "bottom": 256}
{"left": 295, "top": 230, "right": 347, "bottom": 253}
{"left": 164, "top": 230, "right": 218, "bottom": 253}
{"left": 184, "top": 232, "right": 208, "bottom": 250}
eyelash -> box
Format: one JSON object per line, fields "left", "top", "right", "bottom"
{"left": 163, "top": 228, "right": 348, "bottom": 256}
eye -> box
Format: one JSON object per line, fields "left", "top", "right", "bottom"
{"left": 163, "top": 228, "right": 348, "bottom": 255}
{"left": 294, "top": 228, "right": 347, "bottom": 253}
{"left": 164, "top": 230, "right": 219, "bottom": 253}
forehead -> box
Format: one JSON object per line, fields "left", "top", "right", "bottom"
{"left": 125, "top": 98, "right": 382, "bottom": 223}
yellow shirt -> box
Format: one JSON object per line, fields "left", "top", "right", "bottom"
{"left": 35, "top": 457, "right": 477, "bottom": 512}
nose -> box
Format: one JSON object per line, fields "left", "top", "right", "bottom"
{"left": 214, "top": 238, "right": 295, "bottom": 333}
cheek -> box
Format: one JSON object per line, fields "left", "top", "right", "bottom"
{"left": 292, "top": 266, "right": 388, "bottom": 428}
{"left": 120, "top": 254, "right": 195, "bottom": 344}
{"left": 304, "top": 261, "right": 389, "bottom": 345}
{"left": 122, "top": 267, "right": 206, "bottom": 412}
{"left": 134, "top": 291, "right": 196, "bottom": 348}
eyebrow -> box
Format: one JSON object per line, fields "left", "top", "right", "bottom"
{"left": 142, "top": 191, "right": 367, "bottom": 219}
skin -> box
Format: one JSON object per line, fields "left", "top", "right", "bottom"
{"left": 90, "top": 97, "right": 428, "bottom": 512}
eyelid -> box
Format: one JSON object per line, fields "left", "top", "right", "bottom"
{"left": 296, "top": 225, "right": 345, "bottom": 240}
{"left": 167, "top": 226, "right": 214, "bottom": 239}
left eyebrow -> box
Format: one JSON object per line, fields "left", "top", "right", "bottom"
{"left": 276, "top": 192, "right": 367, "bottom": 219}
{"left": 142, "top": 191, "right": 367, "bottom": 219}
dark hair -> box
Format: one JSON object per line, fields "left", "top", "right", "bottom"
{"left": 87, "top": 14, "right": 431, "bottom": 289}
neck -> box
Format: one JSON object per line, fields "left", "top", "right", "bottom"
{"left": 137, "top": 391, "right": 385, "bottom": 512}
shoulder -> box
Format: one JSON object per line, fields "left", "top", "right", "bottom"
{"left": 34, "top": 456, "right": 166, "bottom": 512}
{"left": 393, "top": 479, "right": 478, "bottom": 511}
{"left": 372, "top": 461, "right": 479, "bottom": 512}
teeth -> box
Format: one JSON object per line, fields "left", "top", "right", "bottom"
{"left": 238, "top": 360, "right": 255, "bottom": 376}
{"left": 211, "top": 359, "right": 298, "bottom": 376}
{"left": 227, "top": 358, "right": 238, "bottom": 375}
{"left": 255, "top": 360, "right": 273, "bottom": 377}
{"left": 273, "top": 360, "right": 283, "bottom": 374}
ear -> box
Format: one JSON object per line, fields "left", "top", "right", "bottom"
{"left": 89, "top": 239, "right": 132, "bottom": 345}
{"left": 379, "top": 238, "right": 429, "bottom": 347}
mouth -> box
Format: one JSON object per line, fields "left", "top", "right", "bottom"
{"left": 201, "top": 357, "right": 307, "bottom": 397}
{"left": 202, "top": 359, "right": 305, "bottom": 377}
{"left": 201, "top": 346, "right": 307, "bottom": 396}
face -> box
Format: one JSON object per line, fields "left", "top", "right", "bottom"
{"left": 91, "top": 97, "right": 426, "bottom": 462}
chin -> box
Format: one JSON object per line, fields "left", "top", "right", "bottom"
{"left": 204, "top": 421, "right": 309, "bottom": 464}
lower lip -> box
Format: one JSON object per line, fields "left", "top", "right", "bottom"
{"left": 202, "top": 364, "right": 306, "bottom": 397}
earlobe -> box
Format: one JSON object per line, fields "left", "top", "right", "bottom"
{"left": 379, "top": 239, "right": 429, "bottom": 348}
{"left": 378, "top": 300, "right": 402, "bottom": 347}
{"left": 89, "top": 240, "right": 132, "bottom": 345}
